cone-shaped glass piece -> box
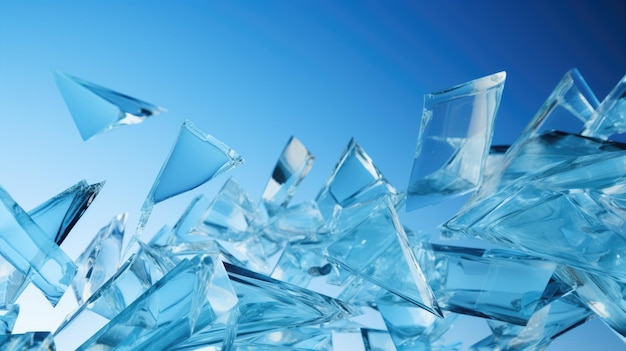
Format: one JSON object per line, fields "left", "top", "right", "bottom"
{"left": 52, "top": 70, "right": 165, "bottom": 140}
{"left": 407, "top": 72, "right": 505, "bottom": 210}
{"left": 583, "top": 73, "right": 626, "bottom": 140}
{"left": 138, "top": 120, "right": 245, "bottom": 233}
{"left": 262, "top": 136, "right": 314, "bottom": 216}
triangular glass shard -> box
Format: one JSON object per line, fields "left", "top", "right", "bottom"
{"left": 52, "top": 70, "right": 166, "bottom": 141}
{"left": 173, "top": 262, "right": 356, "bottom": 349}
{"left": 262, "top": 136, "right": 314, "bottom": 216}
{"left": 583, "top": 73, "right": 626, "bottom": 140}
{"left": 74, "top": 255, "right": 237, "bottom": 351}
{"left": 138, "top": 120, "right": 245, "bottom": 233}
{"left": 0, "top": 185, "right": 76, "bottom": 306}
{"left": 315, "top": 199, "right": 442, "bottom": 317}
{"left": 0, "top": 331, "right": 55, "bottom": 350}
{"left": 407, "top": 71, "right": 505, "bottom": 211}
{"left": 72, "top": 213, "right": 127, "bottom": 305}
{"left": 316, "top": 139, "right": 400, "bottom": 233}
{"left": 28, "top": 180, "right": 104, "bottom": 245}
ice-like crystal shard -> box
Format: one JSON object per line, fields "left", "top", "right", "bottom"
{"left": 75, "top": 255, "right": 237, "bottom": 351}
{"left": 72, "top": 213, "right": 127, "bottom": 305}
{"left": 262, "top": 136, "right": 314, "bottom": 215}
{"left": 315, "top": 199, "right": 442, "bottom": 317}
{"left": 361, "top": 328, "right": 397, "bottom": 351}
{"left": 0, "top": 185, "right": 76, "bottom": 306}
{"left": 414, "top": 243, "right": 556, "bottom": 325}
{"left": 262, "top": 200, "right": 327, "bottom": 245}
{"left": 271, "top": 244, "right": 331, "bottom": 288}
{"left": 0, "top": 331, "right": 55, "bottom": 350}
{"left": 52, "top": 70, "right": 166, "bottom": 141}
{"left": 0, "top": 304, "right": 18, "bottom": 334}
{"left": 316, "top": 139, "right": 400, "bottom": 233}
{"left": 138, "top": 120, "right": 245, "bottom": 233}
{"left": 583, "top": 73, "right": 626, "bottom": 140}
{"left": 406, "top": 72, "right": 505, "bottom": 211}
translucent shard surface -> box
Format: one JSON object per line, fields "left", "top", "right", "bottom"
{"left": 316, "top": 200, "right": 442, "bottom": 317}
{"left": 361, "top": 328, "right": 397, "bottom": 351}
{"left": 72, "top": 213, "right": 127, "bottom": 305}
{"left": 139, "top": 120, "right": 245, "bottom": 233}
{"left": 75, "top": 255, "right": 237, "bottom": 351}
{"left": 0, "top": 331, "right": 55, "bottom": 351}
{"left": 414, "top": 243, "right": 556, "bottom": 325}
{"left": 0, "top": 185, "right": 76, "bottom": 306}
{"left": 262, "top": 136, "right": 314, "bottom": 215}
{"left": 271, "top": 244, "right": 330, "bottom": 288}
{"left": 583, "top": 73, "right": 626, "bottom": 139}
{"left": 407, "top": 72, "right": 505, "bottom": 210}
{"left": 242, "top": 326, "right": 334, "bottom": 350}
{"left": 316, "top": 139, "right": 399, "bottom": 233}
{"left": 52, "top": 70, "right": 165, "bottom": 140}
{"left": 263, "top": 200, "right": 327, "bottom": 245}
{"left": 0, "top": 304, "right": 19, "bottom": 334}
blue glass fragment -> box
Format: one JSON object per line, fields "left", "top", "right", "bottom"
{"left": 0, "top": 331, "right": 55, "bottom": 351}
{"left": 583, "top": 73, "right": 626, "bottom": 140}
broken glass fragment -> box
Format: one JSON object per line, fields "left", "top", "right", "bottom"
{"left": 262, "top": 136, "right": 314, "bottom": 216}
{"left": 360, "top": 328, "right": 397, "bottom": 351}
{"left": 52, "top": 70, "right": 166, "bottom": 141}
{"left": 138, "top": 120, "right": 245, "bottom": 233}
{"left": 583, "top": 73, "right": 626, "bottom": 140}
{"left": 0, "top": 304, "right": 18, "bottom": 334}
{"left": 271, "top": 244, "right": 330, "bottom": 288}
{"left": 0, "top": 331, "right": 55, "bottom": 351}
{"left": 241, "top": 326, "right": 334, "bottom": 351}
{"left": 262, "top": 200, "right": 327, "bottom": 245}
{"left": 407, "top": 72, "right": 505, "bottom": 210}
{"left": 72, "top": 213, "right": 127, "bottom": 305}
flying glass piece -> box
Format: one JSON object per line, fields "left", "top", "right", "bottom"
{"left": 0, "top": 185, "right": 76, "bottom": 306}
{"left": 138, "top": 120, "right": 245, "bottom": 234}
{"left": 72, "top": 213, "right": 127, "bottom": 305}
{"left": 271, "top": 244, "right": 331, "bottom": 288}
{"left": 316, "top": 139, "right": 400, "bottom": 233}
{"left": 583, "top": 73, "right": 626, "bottom": 140}
{"left": 315, "top": 199, "right": 442, "bottom": 317}
{"left": 52, "top": 70, "right": 166, "bottom": 140}
{"left": 263, "top": 200, "right": 327, "bottom": 245}
{"left": 262, "top": 136, "right": 314, "bottom": 216}
{"left": 0, "top": 331, "right": 55, "bottom": 351}
{"left": 407, "top": 72, "right": 505, "bottom": 211}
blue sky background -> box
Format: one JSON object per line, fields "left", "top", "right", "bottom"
{"left": 0, "top": 1, "right": 625, "bottom": 349}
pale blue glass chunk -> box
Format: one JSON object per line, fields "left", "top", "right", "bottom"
{"left": 240, "top": 326, "right": 334, "bottom": 350}
{"left": 583, "top": 73, "right": 626, "bottom": 140}
{"left": 263, "top": 200, "right": 328, "bottom": 245}
{"left": 315, "top": 200, "right": 442, "bottom": 317}
{"left": 0, "top": 331, "right": 55, "bottom": 351}
{"left": 138, "top": 120, "right": 245, "bottom": 233}
{"left": 52, "top": 71, "right": 166, "bottom": 141}
{"left": 414, "top": 243, "right": 556, "bottom": 325}
{"left": 0, "top": 304, "right": 18, "bottom": 334}
{"left": 75, "top": 255, "right": 237, "bottom": 351}
{"left": 271, "top": 244, "right": 331, "bottom": 288}
{"left": 262, "top": 136, "right": 314, "bottom": 216}
{"left": 360, "top": 328, "right": 397, "bottom": 351}
{"left": 316, "top": 139, "right": 400, "bottom": 233}
{"left": 0, "top": 185, "right": 76, "bottom": 306}
{"left": 72, "top": 213, "right": 127, "bottom": 305}
{"left": 407, "top": 72, "right": 505, "bottom": 210}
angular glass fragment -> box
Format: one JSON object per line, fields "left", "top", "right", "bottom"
{"left": 75, "top": 255, "right": 237, "bottom": 351}
{"left": 72, "top": 213, "right": 127, "bottom": 305}
{"left": 414, "top": 243, "right": 556, "bottom": 325}
{"left": 138, "top": 120, "right": 245, "bottom": 233}
{"left": 315, "top": 199, "right": 442, "bottom": 317}
{"left": 0, "top": 331, "right": 55, "bottom": 351}
{"left": 240, "top": 326, "right": 334, "bottom": 351}
{"left": 407, "top": 72, "right": 505, "bottom": 210}
{"left": 0, "top": 304, "right": 19, "bottom": 334}
{"left": 360, "top": 328, "right": 397, "bottom": 351}
{"left": 0, "top": 185, "right": 76, "bottom": 306}
{"left": 52, "top": 70, "right": 166, "bottom": 140}
{"left": 262, "top": 200, "right": 327, "bottom": 245}
{"left": 337, "top": 276, "right": 382, "bottom": 308}
{"left": 271, "top": 244, "right": 330, "bottom": 288}
{"left": 173, "top": 262, "right": 356, "bottom": 349}
{"left": 583, "top": 73, "right": 626, "bottom": 140}
{"left": 482, "top": 145, "right": 509, "bottom": 181}
{"left": 316, "top": 139, "right": 400, "bottom": 233}
{"left": 262, "top": 136, "right": 314, "bottom": 215}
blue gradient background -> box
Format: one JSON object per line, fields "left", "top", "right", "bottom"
{"left": 0, "top": 1, "right": 625, "bottom": 349}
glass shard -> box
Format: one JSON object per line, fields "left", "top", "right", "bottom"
{"left": 271, "top": 244, "right": 331, "bottom": 288}
{"left": 0, "top": 304, "right": 19, "bottom": 334}
{"left": 262, "top": 136, "right": 315, "bottom": 216}
{"left": 0, "top": 331, "right": 55, "bottom": 351}
{"left": 263, "top": 200, "right": 327, "bottom": 245}
{"left": 583, "top": 73, "right": 626, "bottom": 140}
{"left": 0, "top": 185, "right": 76, "bottom": 306}
{"left": 138, "top": 120, "right": 245, "bottom": 233}
{"left": 72, "top": 213, "right": 127, "bottom": 305}
{"left": 407, "top": 72, "right": 505, "bottom": 210}
{"left": 316, "top": 139, "right": 400, "bottom": 233}
{"left": 52, "top": 70, "right": 166, "bottom": 141}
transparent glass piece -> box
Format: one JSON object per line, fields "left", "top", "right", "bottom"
{"left": 337, "top": 276, "right": 382, "bottom": 308}
{"left": 583, "top": 73, "right": 626, "bottom": 139}
{"left": 361, "top": 328, "right": 397, "bottom": 351}
{"left": 52, "top": 70, "right": 166, "bottom": 141}
{"left": 315, "top": 139, "right": 399, "bottom": 233}
{"left": 407, "top": 72, "right": 505, "bottom": 210}
{"left": 75, "top": 255, "right": 237, "bottom": 351}
{"left": 263, "top": 200, "right": 327, "bottom": 245}
{"left": 414, "top": 243, "right": 556, "bottom": 325}
{"left": 173, "top": 262, "right": 356, "bottom": 349}
{"left": 138, "top": 120, "right": 245, "bottom": 233}
{"left": 173, "top": 195, "right": 212, "bottom": 243}
{"left": 271, "top": 244, "right": 330, "bottom": 288}
{"left": 262, "top": 136, "right": 314, "bottom": 216}
{"left": 0, "top": 331, "right": 55, "bottom": 351}
{"left": 0, "top": 185, "right": 76, "bottom": 306}
{"left": 0, "top": 304, "right": 19, "bottom": 334}
{"left": 314, "top": 199, "right": 442, "bottom": 317}
{"left": 483, "top": 145, "right": 509, "bottom": 181}
{"left": 241, "top": 326, "right": 334, "bottom": 351}
{"left": 72, "top": 213, "right": 127, "bottom": 305}
{"left": 556, "top": 265, "right": 626, "bottom": 339}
